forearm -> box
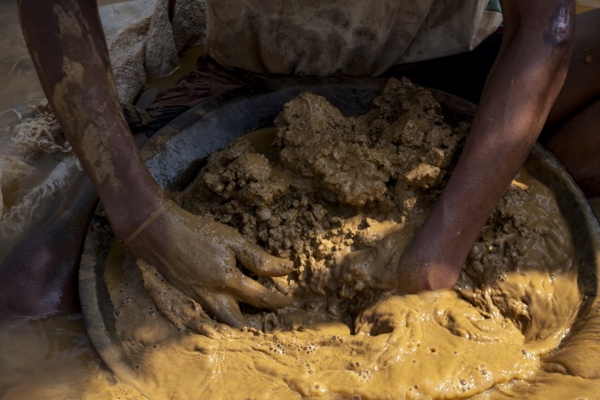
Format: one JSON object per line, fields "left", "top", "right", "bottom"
{"left": 406, "top": 0, "right": 575, "bottom": 288}
{"left": 18, "top": 0, "right": 167, "bottom": 238}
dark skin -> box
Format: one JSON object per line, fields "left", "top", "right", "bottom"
{"left": 0, "top": 133, "right": 146, "bottom": 319}
{"left": 544, "top": 8, "right": 600, "bottom": 198}
{"left": 345, "top": 0, "right": 579, "bottom": 292}
{"left": 343, "top": 5, "right": 600, "bottom": 295}
{"left": 0, "top": 173, "right": 97, "bottom": 318}
{"left": 13, "top": 0, "right": 598, "bottom": 324}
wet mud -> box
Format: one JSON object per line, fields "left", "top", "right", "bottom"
{"left": 1, "top": 3, "right": 599, "bottom": 399}
{"left": 104, "top": 78, "right": 590, "bottom": 399}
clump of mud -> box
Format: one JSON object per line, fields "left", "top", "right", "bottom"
{"left": 166, "top": 78, "right": 575, "bottom": 337}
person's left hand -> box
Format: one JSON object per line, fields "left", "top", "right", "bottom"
{"left": 337, "top": 229, "right": 417, "bottom": 296}
{"left": 337, "top": 226, "right": 460, "bottom": 296}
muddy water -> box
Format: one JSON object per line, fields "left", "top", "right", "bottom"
{"left": 0, "top": 314, "right": 144, "bottom": 399}
{"left": 1, "top": 3, "right": 600, "bottom": 400}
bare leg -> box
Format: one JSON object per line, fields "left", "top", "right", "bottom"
{"left": 547, "top": 9, "right": 600, "bottom": 126}
{"left": 0, "top": 173, "right": 97, "bottom": 319}
{"left": 0, "top": 133, "right": 147, "bottom": 321}
{"left": 545, "top": 98, "right": 600, "bottom": 198}
{"left": 541, "top": 9, "right": 600, "bottom": 198}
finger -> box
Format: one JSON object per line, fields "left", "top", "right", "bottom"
{"left": 271, "top": 276, "right": 290, "bottom": 295}
{"left": 338, "top": 249, "right": 368, "bottom": 275}
{"left": 229, "top": 273, "right": 293, "bottom": 310}
{"left": 232, "top": 240, "right": 294, "bottom": 277}
{"left": 202, "top": 293, "right": 249, "bottom": 329}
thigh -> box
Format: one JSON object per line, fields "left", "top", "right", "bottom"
{"left": 545, "top": 97, "right": 600, "bottom": 198}
{"left": 389, "top": 8, "right": 600, "bottom": 125}
{"left": 547, "top": 8, "right": 600, "bottom": 127}
{"left": 385, "top": 30, "right": 502, "bottom": 105}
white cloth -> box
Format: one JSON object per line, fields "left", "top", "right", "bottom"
{"left": 100, "top": 0, "right": 207, "bottom": 103}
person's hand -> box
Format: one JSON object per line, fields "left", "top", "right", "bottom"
{"left": 338, "top": 227, "right": 459, "bottom": 296}
{"left": 126, "top": 203, "right": 294, "bottom": 328}
{"left": 337, "top": 229, "right": 415, "bottom": 296}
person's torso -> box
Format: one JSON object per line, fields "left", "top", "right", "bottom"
{"left": 205, "top": 0, "right": 502, "bottom": 76}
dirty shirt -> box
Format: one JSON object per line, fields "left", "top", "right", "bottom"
{"left": 205, "top": 0, "right": 503, "bottom": 76}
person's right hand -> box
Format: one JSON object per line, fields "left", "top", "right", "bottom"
{"left": 126, "top": 202, "right": 294, "bottom": 328}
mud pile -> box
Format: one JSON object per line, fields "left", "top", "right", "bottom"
{"left": 174, "top": 78, "right": 576, "bottom": 336}
{"left": 112, "top": 78, "right": 580, "bottom": 399}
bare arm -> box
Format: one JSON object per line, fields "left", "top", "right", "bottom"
{"left": 341, "top": 0, "right": 576, "bottom": 293}
{"left": 401, "top": 0, "right": 576, "bottom": 291}
{"left": 19, "top": 0, "right": 292, "bottom": 326}
{"left": 19, "top": 0, "right": 160, "bottom": 236}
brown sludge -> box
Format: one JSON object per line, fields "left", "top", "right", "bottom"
{"left": 107, "top": 78, "right": 588, "bottom": 399}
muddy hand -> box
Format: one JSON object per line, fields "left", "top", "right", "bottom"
{"left": 126, "top": 203, "right": 294, "bottom": 328}
{"left": 338, "top": 230, "right": 416, "bottom": 296}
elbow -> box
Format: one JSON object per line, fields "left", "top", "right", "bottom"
{"left": 543, "top": 3, "right": 575, "bottom": 51}
{"left": 543, "top": 4, "right": 575, "bottom": 86}
{"left": 507, "top": 2, "right": 576, "bottom": 60}
{"left": 512, "top": 4, "right": 575, "bottom": 81}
